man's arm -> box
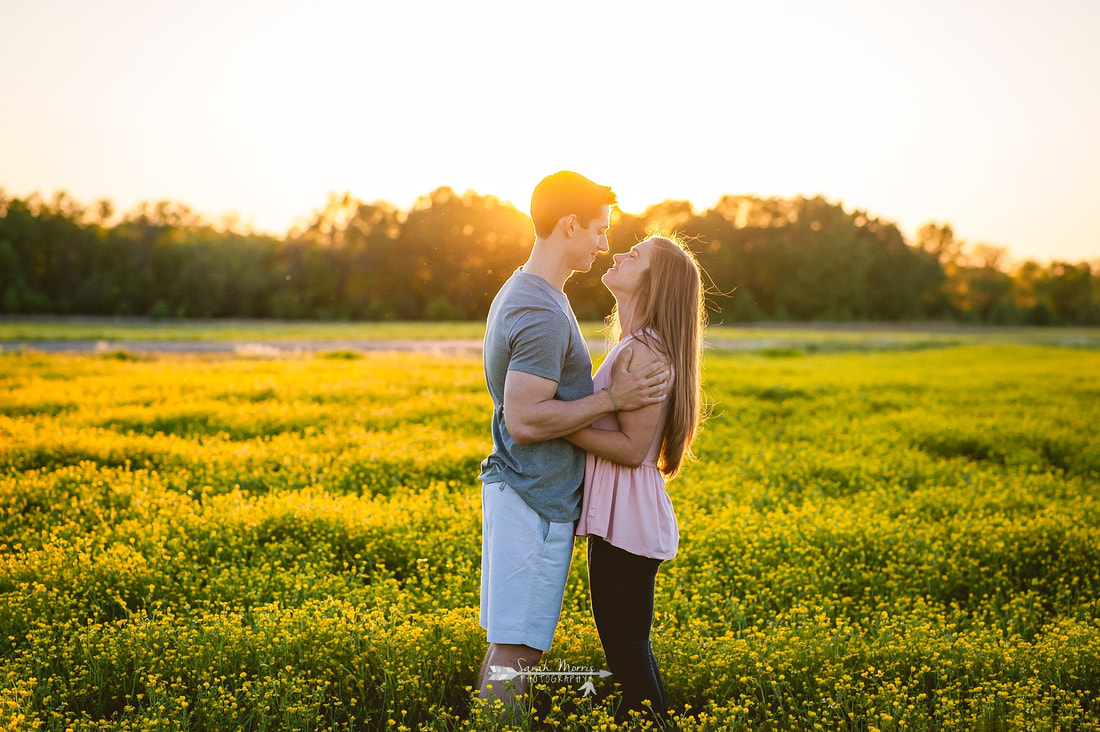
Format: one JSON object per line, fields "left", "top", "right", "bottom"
{"left": 503, "top": 346, "right": 667, "bottom": 445}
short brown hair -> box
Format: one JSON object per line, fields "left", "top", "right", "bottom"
{"left": 529, "top": 171, "right": 617, "bottom": 238}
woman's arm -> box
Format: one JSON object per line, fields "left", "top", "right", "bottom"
{"left": 564, "top": 341, "right": 666, "bottom": 468}
{"left": 564, "top": 403, "right": 663, "bottom": 468}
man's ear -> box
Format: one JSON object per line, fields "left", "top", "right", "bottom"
{"left": 562, "top": 214, "right": 577, "bottom": 237}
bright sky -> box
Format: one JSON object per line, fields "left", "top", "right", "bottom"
{"left": 2, "top": 0, "right": 1098, "bottom": 265}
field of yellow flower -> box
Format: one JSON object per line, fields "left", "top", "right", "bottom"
{"left": 1, "top": 342, "right": 1098, "bottom": 730}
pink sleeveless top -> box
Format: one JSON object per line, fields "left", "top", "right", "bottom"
{"left": 575, "top": 332, "right": 679, "bottom": 560}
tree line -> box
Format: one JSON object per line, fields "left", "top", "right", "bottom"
{"left": 1, "top": 187, "right": 1097, "bottom": 325}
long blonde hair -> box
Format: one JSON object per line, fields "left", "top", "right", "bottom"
{"left": 606, "top": 234, "right": 706, "bottom": 478}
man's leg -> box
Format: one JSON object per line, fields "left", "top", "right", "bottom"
{"left": 478, "top": 482, "right": 573, "bottom": 714}
{"left": 478, "top": 642, "right": 544, "bottom": 702}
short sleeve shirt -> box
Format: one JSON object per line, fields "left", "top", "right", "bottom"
{"left": 478, "top": 268, "right": 593, "bottom": 522}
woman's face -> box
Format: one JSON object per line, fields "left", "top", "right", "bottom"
{"left": 602, "top": 239, "right": 656, "bottom": 298}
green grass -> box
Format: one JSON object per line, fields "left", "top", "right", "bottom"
{"left": 1, "top": 343, "right": 1098, "bottom": 730}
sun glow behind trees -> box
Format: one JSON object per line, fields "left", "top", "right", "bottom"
{"left": 1, "top": 187, "right": 1097, "bottom": 324}
{"left": 1, "top": 1, "right": 1098, "bottom": 264}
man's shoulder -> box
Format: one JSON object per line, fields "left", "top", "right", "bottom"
{"left": 490, "top": 304, "right": 570, "bottom": 346}
{"left": 491, "top": 276, "right": 569, "bottom": 325}
{"left": 498, "top": 271, "right": 559, "bottom": 303}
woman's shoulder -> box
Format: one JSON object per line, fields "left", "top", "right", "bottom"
{"left": 621, "top": 329, "right": 667, "bottom": 363}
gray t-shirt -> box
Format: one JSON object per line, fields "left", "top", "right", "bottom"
{"left": 478, "top": 268, "right": 593, "bottom": 522}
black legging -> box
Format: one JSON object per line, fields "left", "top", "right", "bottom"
{"left": 587, "top": 535, "right": 668, "bottom": 719}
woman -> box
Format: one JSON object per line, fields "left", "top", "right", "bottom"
{"left": 567, "top": 234, "right": 706, "bottom": 719}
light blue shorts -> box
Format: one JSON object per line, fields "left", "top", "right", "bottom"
{"left": 480, "top": 481, "right": 575, "bottom": 652}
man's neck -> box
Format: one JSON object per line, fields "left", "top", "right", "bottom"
{"left": 521, "top": 238, "right": 572, "bottom": 291}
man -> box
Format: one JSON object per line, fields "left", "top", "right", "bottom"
{"left": 478, "top": 171, "right": 669, "bottom": 708}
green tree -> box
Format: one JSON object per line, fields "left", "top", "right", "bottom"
{"left": 1048, "top": 262, "right": 1096, "bottom": 324}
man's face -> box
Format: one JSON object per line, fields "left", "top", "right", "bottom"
{"left": 569, "top": 205, "right": 611, "bottom": 273}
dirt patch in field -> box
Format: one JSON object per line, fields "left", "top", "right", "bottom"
{"left": 0, "top": 339, "right": 490, "bottom": 357}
